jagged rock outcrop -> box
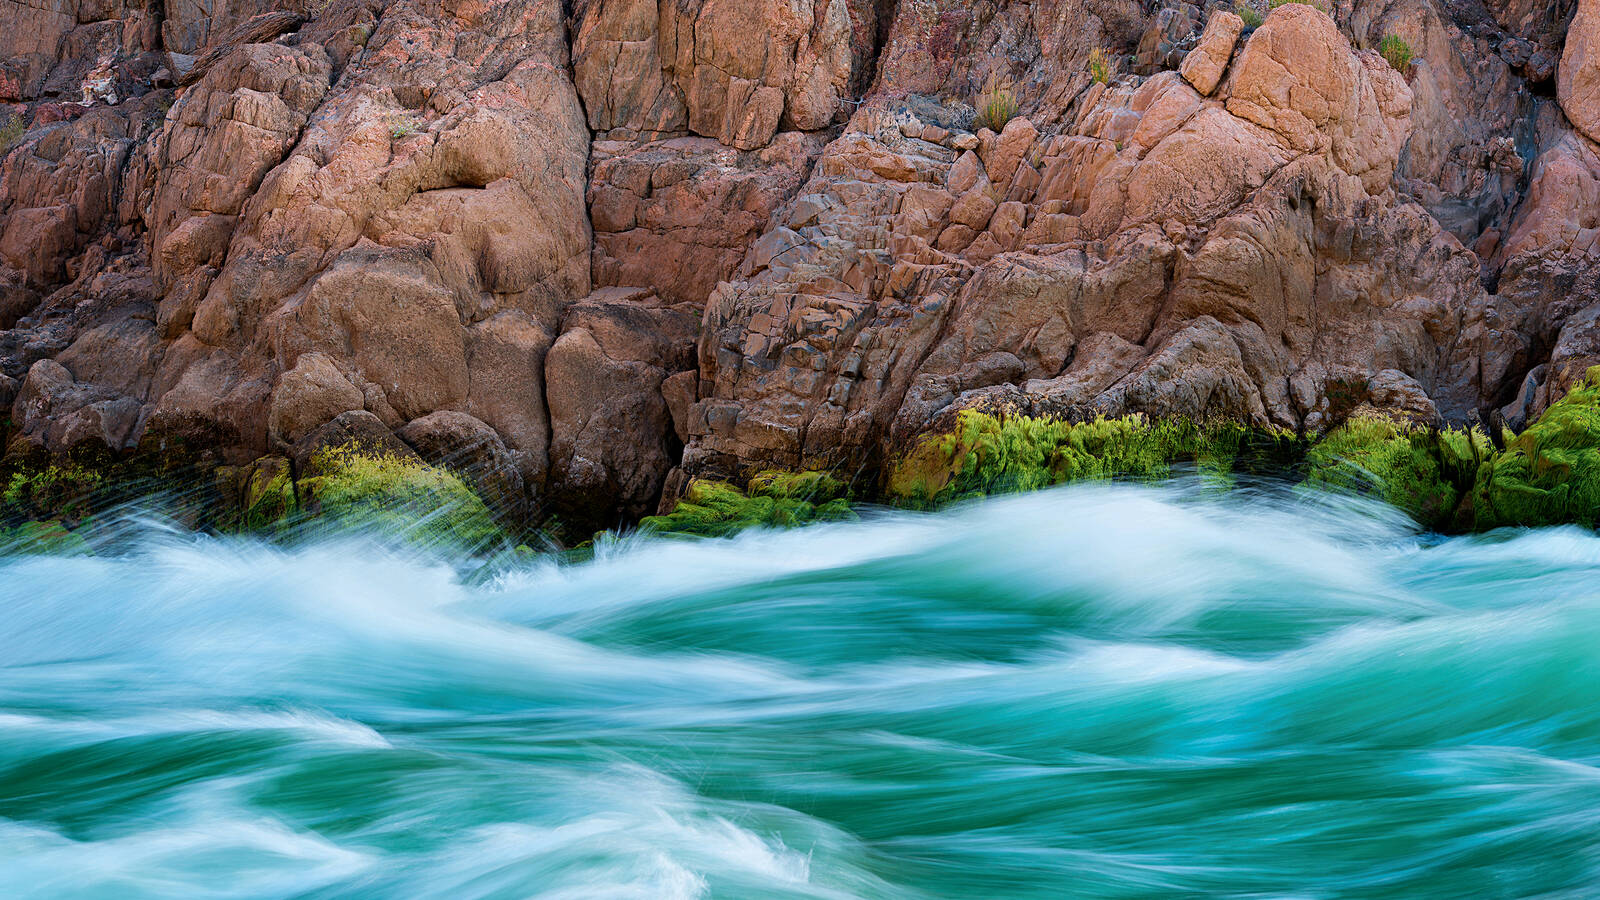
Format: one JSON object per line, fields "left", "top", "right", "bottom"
{"left": 588, "top": 133, "right": 826, "bottom": 304}
{"left": 2, "top": 0, "right": 1598, "bottom": 531}
{"left": 570, "top": 0, "right": 862, "bottom": 149}
{"left": 545, "top": 286, "right": 698, "bottom": 529}
{"left": 678, "top": 3, "right": 1512, "bottom": 483}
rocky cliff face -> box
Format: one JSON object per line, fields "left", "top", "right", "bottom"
{"left": 1, "top": 0, "right": 1596, "bottom": 531}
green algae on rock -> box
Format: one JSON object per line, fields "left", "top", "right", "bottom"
{"left": 0, "top": 464, "right": 108, "bottom": 555}
{"left": 0, "top": 520, "right": 92, "bottom": 555}
{"left": 1471, "top": 367, "right": 1600, "bottom": 530}
{"left": 238, "top": 458, "right": 297, "bottom": 534}
{"left": 1303, "top": 417, "right": 1489, "bottom": 531}
{"left": 290, "top": 444, "right": 509, "bottom": 551}
{"left": 2, "top": 464, "right": 104, "bottom": 525}
{"left": 8, "top": 376, "right": 1600, "bottom": 552}
{"left": 640, "top": 470, "right": 855, "bottom": 538}
{"left": 886, "top": 411, "right": 1295, "bottom": 506}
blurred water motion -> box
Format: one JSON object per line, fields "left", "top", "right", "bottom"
{"left": 4, "top": 482, "right": 1600, "bottom": 898}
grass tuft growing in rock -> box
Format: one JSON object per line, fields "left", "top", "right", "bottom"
{"left": 973, "top": 75, "right": 1019, "bottom": 132}
{"left": 640, "top": 470, "right": 854, "bottom": 538}
{"left": 1087, "top": 48, "right": 1117, "bottom": 86}
{"left": 1470, "top": 367, "right": 1600, "bottom": 530}
{"left": 1379, "top": 34, "right": 1414, "bottom": 74}
{"left": 0, "top": 114, "right": 24, "bottom": 154}
{"left": 1235, "top": 2, "right": 1264, "bottom": 27}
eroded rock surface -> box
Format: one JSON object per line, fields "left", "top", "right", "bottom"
{"left": 2, "top": 0, "right": 1598, "bottom": 529}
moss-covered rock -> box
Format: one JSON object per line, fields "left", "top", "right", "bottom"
{"left": 213, "top": 456, "right": 298, "bottom": 535}
{"left": 640, "top": 470, "right": 855, "bottom": 538}
{"left": 887, "top": 411, "right": 1281, "bottom": 505}
{"left": 1470, "top": 367, "right": 1600, "bottom": 529}
{"left": 1303, "top": 417, "right": 1488, "bottom": 529}
{"left": 291, "top": 444, "right": 508, "bottom": 551}
{"left": 0, "top": 520, "right": 92, "bottom": 555}
{"left": 1, "top": 464, "right": 105, "bottom": 524}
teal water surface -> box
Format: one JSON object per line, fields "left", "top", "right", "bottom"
{"left": 4, "top": 482, "right": 1600, "bottom": 898}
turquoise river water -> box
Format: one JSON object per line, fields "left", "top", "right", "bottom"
{"left": 3, "top": 482, "right": 1600, "bottom": 898}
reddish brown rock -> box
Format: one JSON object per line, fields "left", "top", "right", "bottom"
{"left": 0, "top": 0, "right": 1597, "bottom": 534}
{"left": 267, "top": 351, "right": 364, "bottom": 446}
{"left": 1561, "top": 0, "right": 1600, "bottom": 144}
{"left": 1179, "top": 10, "right": 1242, "bottom": 96}
{"left": 572, "top": 0, "right": 856, "bottom": 150}
{"left": 588, "top": 132, "right": 825, "bottom": 305}
{"left": 398, "top": 409, "right": 527, "bottom": 521}
{"left": 0, "top": 109, "right": 137, "bottom": 288}
{"left": 545, "top": 289, "right": 699, "bottom": 530}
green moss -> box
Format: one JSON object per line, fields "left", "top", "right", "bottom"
{"left": 294, "top": 445, "right": 507, "bottom": 551}
{"left": 2, "top": 464, "right": 104, "bottom": 524}
{"left": 1470, "top": 367, "right": 1600, "bottom": 530}
{"left": 640, "top": 470, "right": 856, "bottom": 538}
{"left": 887, "top": 411, "right": 1274, "bottom": 506}
{"left": 239, "top": 461, "right": 297, "bottom": 533}
{"left": 0, "top": 520, "right": 91, "bottom": 555}
{"left": 748, "top": 469, "right": 846, "bottom": 503}
{"left": 1303, "top": 417, "right": 1488, "bottom": 529}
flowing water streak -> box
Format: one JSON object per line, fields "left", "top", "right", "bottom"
{"left": 4, "top": 482, "right": 1600, "bottom": 898}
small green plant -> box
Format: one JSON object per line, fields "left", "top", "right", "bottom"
{"left": 1088, "top": 47, "right": 1117, "bottom": 86}
{"left": 389, "top": 116, "right": 420, "bottom": 140}
{"left": 1268, "top": 0, "right": 1329, "bottom": 11}
{"left": 1379, "top": 34, "right": 1414, "bottom": 74}
{"left": 973, "top": 75, "right": 1019, "bottom": 133}
{"left": 1235, "top": 2, "right": 1264, "bottom": 27}
{"left": 0, "top": 114, "right": 25, "bottom": 154}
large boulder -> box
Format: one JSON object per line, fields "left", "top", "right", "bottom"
{"left": 1179, "top": 10, "right": 1243, "bottom": 96}
{"left": 1226, "top": 4, "right": 1411, "bottom": 192}
{"left": 398, "top": 410, "right": 527, "bottom": 523}
{"left": 147, "top": 42, "right": 332, "bottom": 335}
{"left": 545, "top": 289, "right": 699, "bottom": 531}
{"left": 1560, "top": 0, "right": 1600, "bottom": 144}
{"left": 138, "top": 0, "right": 594, "bottom": 468}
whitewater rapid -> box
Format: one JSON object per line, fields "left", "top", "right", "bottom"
{"left": 4, "top": 482, "right": 1600, "bottom": 898}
